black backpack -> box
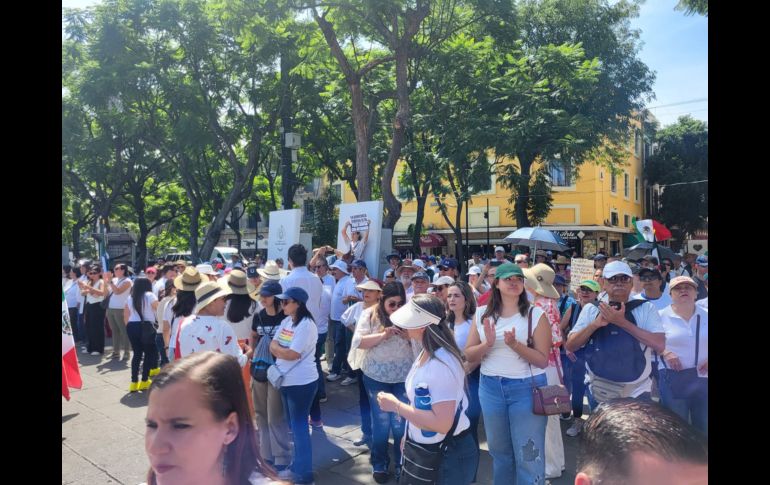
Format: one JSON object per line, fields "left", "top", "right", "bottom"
{"left": 584, "top": 299, "right": 649, "bottom": 382}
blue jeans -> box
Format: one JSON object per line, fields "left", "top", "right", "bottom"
{"left": 310, "top": 333, "right": 327, "bottom": 421}
{"left": 281, "top": 380, "right": 318, "bottom": 484}
{"left": 155, "top": 333, "right": 169, "bottom": 367}
{"left": 331, "top": 320, "right": 352, "bottom": 376}
{"left": 363, "top": 375, "right": 408, "bottom": 472}
{"left": 658, "top": 369, "right": 708, "bottom": 436}
{"left": 480, "top": 373, "right": 547, "bottom": 485}
{"left": 438, "top": 432, "right": 479, "bottom": 485}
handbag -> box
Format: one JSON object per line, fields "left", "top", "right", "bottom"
{"left": 526, "top": 307, "right": 571, "bottom": 416}
{"left": 399, "top": 403, "right": 463, "bottom": 485}
{"left": 266, "top": 348, "right": 312, "bottom": 389}
{"left": 100, "top": 278, "right": 124, "bottom": 310}
{"left": 662, "top": 315, "right": 707, "bottom": 400}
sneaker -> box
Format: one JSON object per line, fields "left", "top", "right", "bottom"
{"left": 566, "top": 419, "right": 583, "bottom": 437}
{"left": 340, "top": 376, "right": 357, "bottom": 386}
{"left": 138, "top": 379, "right": 152, "bottom": 391}
{"left": 560, "top": 412, "right": 572, "bottom": 421}
{"left": 353, "top": 435, "right": 371, "bottom": 447}
{"left": 373, "top": 471, "right": 389, "bottom": 484}
{"left": 149, "top": 367, "right": 161, "bottom": 377}
{"left": 309, "top": 418, "right": 324, "bottom": 428}
{"left": 326, "top": 373, "right": 342, "bottom": 382}
{"left": 319, "top": 396, "right": 328, "bottom": 403}
{"left": 129, "top": 382, "right": 139, "bottom": 392}
{"left": 90, "top": 351, "right": 101, "bottom": 356}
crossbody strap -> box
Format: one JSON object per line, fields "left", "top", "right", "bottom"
{"left": 694, "top": 315, "right": 700, "bottom": 367}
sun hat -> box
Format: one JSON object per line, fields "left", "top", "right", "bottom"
{"left": 578, "top": 279, "right": 601, "bottom": 292}
{"left": 390, "top": 298, "right": 443, "bottom": 329}
{"left": 467, "top": 265, "right": 482, "bottom": 276}
{"left": 411, "top": 271, "right": 430, "bottom": 281}
{"left": 275, "top": 287, "right": 309, "bottom": 304}
{"left": 535, "top": 250, "right": 547, "bottom": 257}
{"left": 226, "top": 270, "right": 249, "bottom": 295}
{"left": 396, "top": 259, "right": 417, "bottom": 277}
{"left": 494, "top": 262, "right": 524, "bottom": 280}
{"left": 554, "top": 255, "right": 570, "bottom": 265}
{"left": 603, "top": 261, "right": 633, "bottom": 279}
{"left": 174, "top": 267, "right": 203, "bottom": 292}
{"left": 195, "top": 264, "right": 217, "bottom": 276}
{"left": 431, "top": 276, "right": 455, "bottom": 286}
{"left": 356, "top": 280, "right": 383, "bottom": 292}
{"left": 257, "top": 260, "right": 284, "bottom": 280}
{"left": 330, "top": 260, "right": 350, "bottom": 275}
{"left": 669, "top": 276, "right": 698, "bottom": 292}
{"left": 523, "top": 264, "right": 560, "bottom": 299}
{"left": 194, "top": 280, "right": 232, "bottom": 314}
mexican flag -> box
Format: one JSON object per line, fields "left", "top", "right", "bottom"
{"left": 634, "top": 218, "right": 672, "bottom": 243}
{"left": 62, "top": 291, "right": 82, "bottom": 400}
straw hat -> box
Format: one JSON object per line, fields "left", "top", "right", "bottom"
{"left": 174, "top": 267, "right": 203, "bottom": 292}
{"left": 194, "top": 280, "right": 232, "bottom": 314}
{"left": 356, "top": 280, "right": 383, "bottom": 292}
{"left": 395, "top": 259, "right": 417, "bottom": 277}
{"left": 226, "top": 269, "right": 249, "bottom": 295}
{"left": 554, "top": 255, "right": 570, "bottom": 265}
{"left": 523, "top": 263, "right": 560, "bottom": 299}
{"left": 257, "top": 260, "right": 284, "bottom": 280}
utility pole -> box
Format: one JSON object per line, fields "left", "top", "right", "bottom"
{"left": 465, "top": 193, "right": 470, "bottom": 273}
{"left": 485, "top": 198, "right": 490, "bottom": 260}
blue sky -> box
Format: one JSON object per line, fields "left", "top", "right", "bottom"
{"left": 63, "top": 0, "right": 707, "bottom": 127}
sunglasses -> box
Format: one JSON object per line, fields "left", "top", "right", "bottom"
{"left": 386, "top": 300, "right": 405, "bottom": 309}
{"left": 640, "top": 275, "right": 660, "bottom": 282}
{"left": 578, "top": 287, "right": 596, "bottom": 293}
{"left": 606, "top": 275, "right": 631, "bottom": 284}
{"left": 88, "top": 271, "right": 98, "bottom": 275}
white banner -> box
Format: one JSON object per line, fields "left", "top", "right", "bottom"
{"left": 337, "top": 201, "right": 384, "bottom": 278}
{"left": 268, "top": 209, "right": 301, "bottom": 263}
{"left": 569, "top": 258, "right": 595, "bottom": 295}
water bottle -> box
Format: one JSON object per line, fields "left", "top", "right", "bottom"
{"left": 414, "top": 383, "right": 437, "bottom": 437}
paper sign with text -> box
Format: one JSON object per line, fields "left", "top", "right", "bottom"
{"left": 569, "top": 258, "right": 596, "bottom": 295}
{"left": 349, "top": 214, "right": 370, "bottom": 232}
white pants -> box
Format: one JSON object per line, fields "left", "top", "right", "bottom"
{"left": 545, "top": 365, "right": 566, "bottom": 478}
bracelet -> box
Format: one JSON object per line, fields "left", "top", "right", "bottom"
{"left": 396, "top": 402, "right": 402, "bottom": 417}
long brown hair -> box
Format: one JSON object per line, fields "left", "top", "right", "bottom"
{"left": 373, "top": 282, "right": 406, "bottom": 328}
{"left": 446, "top": 281, "right": 476, "bottom": 328}
{"left": 146, "top": 352, "right": 279, "bottom": 485}
{"left": 481, "top": 277, "right": 530, "bottom": 321}
{"left": 410, "top": 294, "right": 465, "bottom": 368}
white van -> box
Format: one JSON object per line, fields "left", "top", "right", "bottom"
{"left": 210, "top": 246, "right": 241, "bottom": 263}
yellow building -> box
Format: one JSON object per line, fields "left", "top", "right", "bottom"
{"left": 331, "top": 118, "right": 649, "bottom": 258}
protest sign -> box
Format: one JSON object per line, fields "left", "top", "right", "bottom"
{"left": 569, "top": 258, "right": 596, "bottom": 295}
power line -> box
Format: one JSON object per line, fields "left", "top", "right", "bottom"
{"left": 647, "top": 98, "right": 708, "bottom": 110}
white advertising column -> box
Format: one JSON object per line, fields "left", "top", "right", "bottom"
{"left": 268, "top": 209, "right": 301, "bottom": 263}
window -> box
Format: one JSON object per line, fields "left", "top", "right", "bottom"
{"left": 611, "top": 211, "right": 619, "bottom": 226}
{"left": 624, "top": 173, "right": 630, "bottom": 198}
{"left": 302, "top": 199, "right": 315, "bottom": 224}
{"left": 548, "top": 161, "right": 572, "bottom": 187}
{"left": 246, "top": 212, "right": 258, "bottom": 229}
{"left": 634, "top": 129, "right": 643, "bottom": 158}
{"left": 330, "top": 182, "right": 342, "bottom": 203}
{"left": 611, "top": 173, "right": 617, "bottom": 193}
{"left": 624, "top": 214, "right": 629, "bottom": 227}
{"left": 635, "top": 177, "right": 640, "bottom": 202}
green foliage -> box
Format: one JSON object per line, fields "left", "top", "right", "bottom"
{"left": 645, "top": 116, "right": 708, "bottom": 238}
{"left": 498, "top": 163, "right": 554, "bottom": 226}
{"left": 675, "top": 0, "right": 708, "bottom": 16}
{"left": 307, "top": 189, "right": 341, "bottom": 248}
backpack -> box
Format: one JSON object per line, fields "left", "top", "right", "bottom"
{"left": 584, "top": 299, "right": 649, "bottom": 383}
{"left": 250, "top": 312, "right": 277, "bottom": 382}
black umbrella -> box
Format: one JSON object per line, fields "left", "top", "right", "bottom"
{"left": 624, "top": 242, "right": 676, "bottom": 261}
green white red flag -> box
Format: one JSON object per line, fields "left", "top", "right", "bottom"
{"left": 62, "top": 291, "right": 82, "bottom": 400}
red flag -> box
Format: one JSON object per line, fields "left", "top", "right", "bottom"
{"left": 62, "top": 292, "right": 82, "bottom": 400}
{"left": 652, "top": 220, "right": 672, "bottom": 242}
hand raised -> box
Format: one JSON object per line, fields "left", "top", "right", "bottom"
{"left": 503, "top": 329, "right": 519, "bottom": 352}
{"left": 483, "top": 318, "right": 496, "bottom": 347}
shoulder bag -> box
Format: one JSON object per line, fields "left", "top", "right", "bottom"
{"left": 250, "top": 312, "right": 278, "bottom": 382}
{"left": 527, "top": 307, "right": 571, "bottom": 416}
{"left": 399, "top": 402, "right": 464, "bottom": 485}
{"left": 267, "top": 343, "right": 313, "bottom": 389}
{"left": 661, "top": 315, "right": 707, "bottom": 400}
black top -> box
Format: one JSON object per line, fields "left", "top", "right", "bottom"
{"left": 252, "top": 309, "right": 285, "bottom": 336}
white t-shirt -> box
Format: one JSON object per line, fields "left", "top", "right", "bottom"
{"left": 224, "top": 300, "right": 257, "bottom": 341}
{"left": 657, "top": 306, "right": 708, "bottom": 373}
{"left": 162, "top": 296, "right": 176, "bottom": 336}
{"left": 452, "top": 318, "right": 473, "bottom": 351}
{"left": 280, "top": 266, "right": 323, "bottom": 325}
{"left": 85, "top": 280, "right": 106, "bottom": 304}
{"left": 316, "top": 285, "right": 332, "bottom": 335}
{"left": 696, "top": 297, "right": 708, "bottom": 310}
{"left": 179, "top": 315, "right": 248, "bottom": 367}
{"left": 633, "top": 290, "right": 672, "bottom": 311}
{"left": 475, "top": 305, "right": 547, "bottom": 379}
{"left": 152, "top": 278, "right": 166, "bottom": 298}
{"left": 156, "top": 296, "right": 175, "bottom": 334}
{"left": 569, "top": 300, "right": 664, "bottom": 397}
{"left": 405, "top": 348, "right": 470, "bottom": 445}
{"left": 273, "top": 316, "right": 319, "bottom": 387}
{"left": 321, "top": 274, "right": 336, "bottom": 288}
{"left": 64, "top": 280, "right": 80, "bottom": 308}
{"left": 331, "top": 275, "right": 351, "bottom": 321}
{"left": 126, "top": 293, "right": 159, "bottom": 322}
{"left": 352, "top": 307, "right": 417, "bottom": 383}
{"left": 108, "top": 277, "right": 132, "bottom": 310}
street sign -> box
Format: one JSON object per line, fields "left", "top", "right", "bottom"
{"left": 577, "top": 231, "right": 586, "bottom": 239}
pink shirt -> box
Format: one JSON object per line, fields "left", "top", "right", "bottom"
{"left": 533, "top": 296, "right": 562, "bottom": 368}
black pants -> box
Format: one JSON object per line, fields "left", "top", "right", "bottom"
{"left": 84, "top": 303, "right": 106, "bottom": 354}
{"left": 68, "top": 307, "right": 81, "bottom": 342}
{"left": 127, "top": 321, "right": 158, "bottom": 382}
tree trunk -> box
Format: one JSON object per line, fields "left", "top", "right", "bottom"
{"left": 454, "top": 200, "right": 464, "bottom": 271}
{"left": 516, "top": 155, "right": 534, "bottom": 228}
{"left": 351, "top": 81, "right": 370, "bottom": 201}
{"left": 199, "top": 178, "right": 246, "bottom": 262}
{"left": 189, "top": 199, "right": 202, "bottom": 263}
{"left": 411, "top": 182, "right": 429, "bottom": 255}
{"left": 381, "top": 43, "right": 409, "bottom": 229}
{"left": 135, "top": 194, "right": 149, "bottom": 270}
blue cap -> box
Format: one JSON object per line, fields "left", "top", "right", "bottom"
{"left": 259, "top": 280, "right": 283, "bottom": 297}
{"left": 593, "top": 254, "right": 607, "bottom": 260}
{"left": 246, "top": 264, "right": 259, "bottom": 278}
{"left": 439, "top": 258, "right": 458, "bottom": 269}
{"left": 428, "top": 256, "right": 436, "bottom": 263}
{"left": 351, "top": 259, "right": 367, "bottom": 269}
{"left": 695, "top": 255, "right": 708, "bottom": 266}
{"left": 553, "top": 274, "right": 567, "bottom": 286}
{"left": 386, "top": 252, "right": 401, "bottom": 261}
{"left": 275, "top": 286, "right": 309, "bottom": 304}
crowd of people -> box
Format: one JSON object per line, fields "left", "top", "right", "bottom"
{"left": 63, "top": 242, "right": 708, "bottom": 485}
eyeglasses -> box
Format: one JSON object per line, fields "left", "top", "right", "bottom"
{"left": 606, "top": 275, "right": 632, "bottom": 284}
{"left": 640, "top": 275, "right": 660, "bottom": 282}
{"left": 386, "top": 300, "right": 405, "bottom": 309}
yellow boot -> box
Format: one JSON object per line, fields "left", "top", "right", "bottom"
{"left": 138, "top": 379, "right": 152, "bottom": 391}
{"left": 149, "top": 367, "right": 161, "bottom": 377}
{"left": 129, "top": 382, "right": 139, "bottom": 393}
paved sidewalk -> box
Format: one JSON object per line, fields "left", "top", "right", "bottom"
{"left": 63, "top": 343, "right": 580, "bottom": 484}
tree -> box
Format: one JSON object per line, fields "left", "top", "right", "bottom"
{"left": 645, "top": 115, "right": 708, "bottom": 239}
{"left": 307, "top": 188, "right": 341, "bottom": 248}
{"left": 676, "top": 0, "right": 708, "bottom": 16}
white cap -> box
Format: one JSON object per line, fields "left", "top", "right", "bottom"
{"left": 330, "top": 260, "right": 349, "bottom": 274}
{"left": 495, "top": 246, "right": 505, "bottom": 253}
{"left": 431, "top": 276, "right": 455, "bottom": 286}
{"left": 413, "top": 259, "right": 426, "bottom": 269}
{"left": 467, "top": 265, "right": 482, "bottom": 276}
{"left": 603, "top": 261, "right": 633, "bottom": 279}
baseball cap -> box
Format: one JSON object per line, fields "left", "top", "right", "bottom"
{"left": 431, "top": 276, "right": 455, "bottom": 286}
{"left": 258, "top": 280, "right": 283, "bottom": 297}
{"left": 494, "top": 262, "right": 524, "bottom": 280}
{"left": 351, "top": 259, "right": 367, "bottom": 269}
{"left": 467, "top": 265, "right": 482, "bottom": 276}
{"left": 411, "top": 271, "right": 430, "bottom": 281}
{"left": 695, "top": 255, "right": 708, "bottom": 267}
{"left": 246, "top": 264, "right": 259, "bottom": 278}
{"left": 494, "top": 246, "right": 505, "bottom": 253}
{"left": 602, "top": 261, "right": 633, "bottom": 279}
{"left": 386, "top": 252, "right": 401, "bottom": 262}
{"left": 439, "top": 258, "right": 458, "bottom": 269}
{"left": 578, "top": 280, "right": 601, "bottom": 292}
{"left": 275, "top": 287, "right": 309, "bottom": 304}
{"left": 670, "top": 276, "right": 698, "bottom": 291}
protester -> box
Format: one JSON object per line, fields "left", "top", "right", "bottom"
{"left": 105, "top": 263, "right": 133, "bottom": 361}
{"left": 167, "top": 268, "right": 201, "bottom": 362}
{"left": 464, "top": 262, "right": 552, "bottom": 485}
{"left": 658, "top": 276, "right": 708, "bottom": 436}
{"left": 430, "top": 275, "right": 455, "bottom": 305}
{"left": 523, "top": 264, "right": 566, "bottom": 480}
{"left": 466, "top": 266, "right": 484, "bottom": 298}
{"left": 574, "top": 399, "right": 707, "bottom": 485}
{"left": 250, "top": 280, "right": 291, "bottom": 472}
{"left": 340, "top": 219, "right": 371, "bottom": 261}
{"left": 396, "top": 259, "right": 417, "bottom": 299}
{"left": 409, "top": 271, "right": 431, "bottom": 300}
{"left": 63, "top": 265, "right": 83, "bottom": 344}
{"left": 493, "top": 246, "right": 507, "bottom": 263}
{"left": 144, "top": 352, "right": 280, "bottom": 485}
{"left": 80, "top": 264, "right": 108, "bottom": 356}
{"left": 553, "top": 256, "right": 571, "bottom": 282}
{"left": 592, "top": 254, "right": 607, "bottom": 270}
{"left": 124, "top": 277, "right": 160, "bottom": 392}
{"left": 377, "top": 294, "right": 478, "bottom": 485}
{"left": 225, "top": 269, "right": 260, "bottom": 417}
{"left": 269, "top": 287, "right": 319, "bottom": 485}
{"left": 383, "top": 252, "right": 401, "bottom": 279}
{"left": 328, "top": 260, "right": 352, "bottom": 382}
{"left": 692, "top": 256, "right": 708, "bottom": 300}
{"left": 634, "top": 267, "right": 671, "bottom": 310}
{"left": 280, "top": 245, "right": 323, "bottom": 329}
{"left": 350, "top": 281, "right": 415, "bottom": 483}
{"left": 76, "top": 260, "right": 92, "bottom": 349}
{"left": 195, "top": 263, "right": 219, "bottom": 282}
{"left": 514, "top": 254, "right": 529, "bottom": 268}
{"left": 155, "top": 280, "right": 176, "bottom": 368}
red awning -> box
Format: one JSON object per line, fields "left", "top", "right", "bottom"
{"left": 419, "top": 234, "right": 447, "bottom": 247}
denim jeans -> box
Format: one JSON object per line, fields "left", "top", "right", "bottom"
{"left": 331, "top": 320, "right": 352, "bottom": 376}
{"left": 155, "top": 333, "right": 169, "bottom": 367}
{"left": 126, "top": 321, "right": 158, "bottom": 382}
{"left": 281, "top": 380, "right": 318, "bottom": 484}
{"left": 479, "top": 373, "right": 547, "bottom": 485}
{"left": 438, "top": 432, "right": 479, "bottom": 485}
{"left": 658, "top": 369, "right": 708, "bottom": 436}
{"left": 310, "top": 332, "right": 327, "bottom": 422}
{"left": 363, "top": 375, "right": 408, "bottom": 472}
